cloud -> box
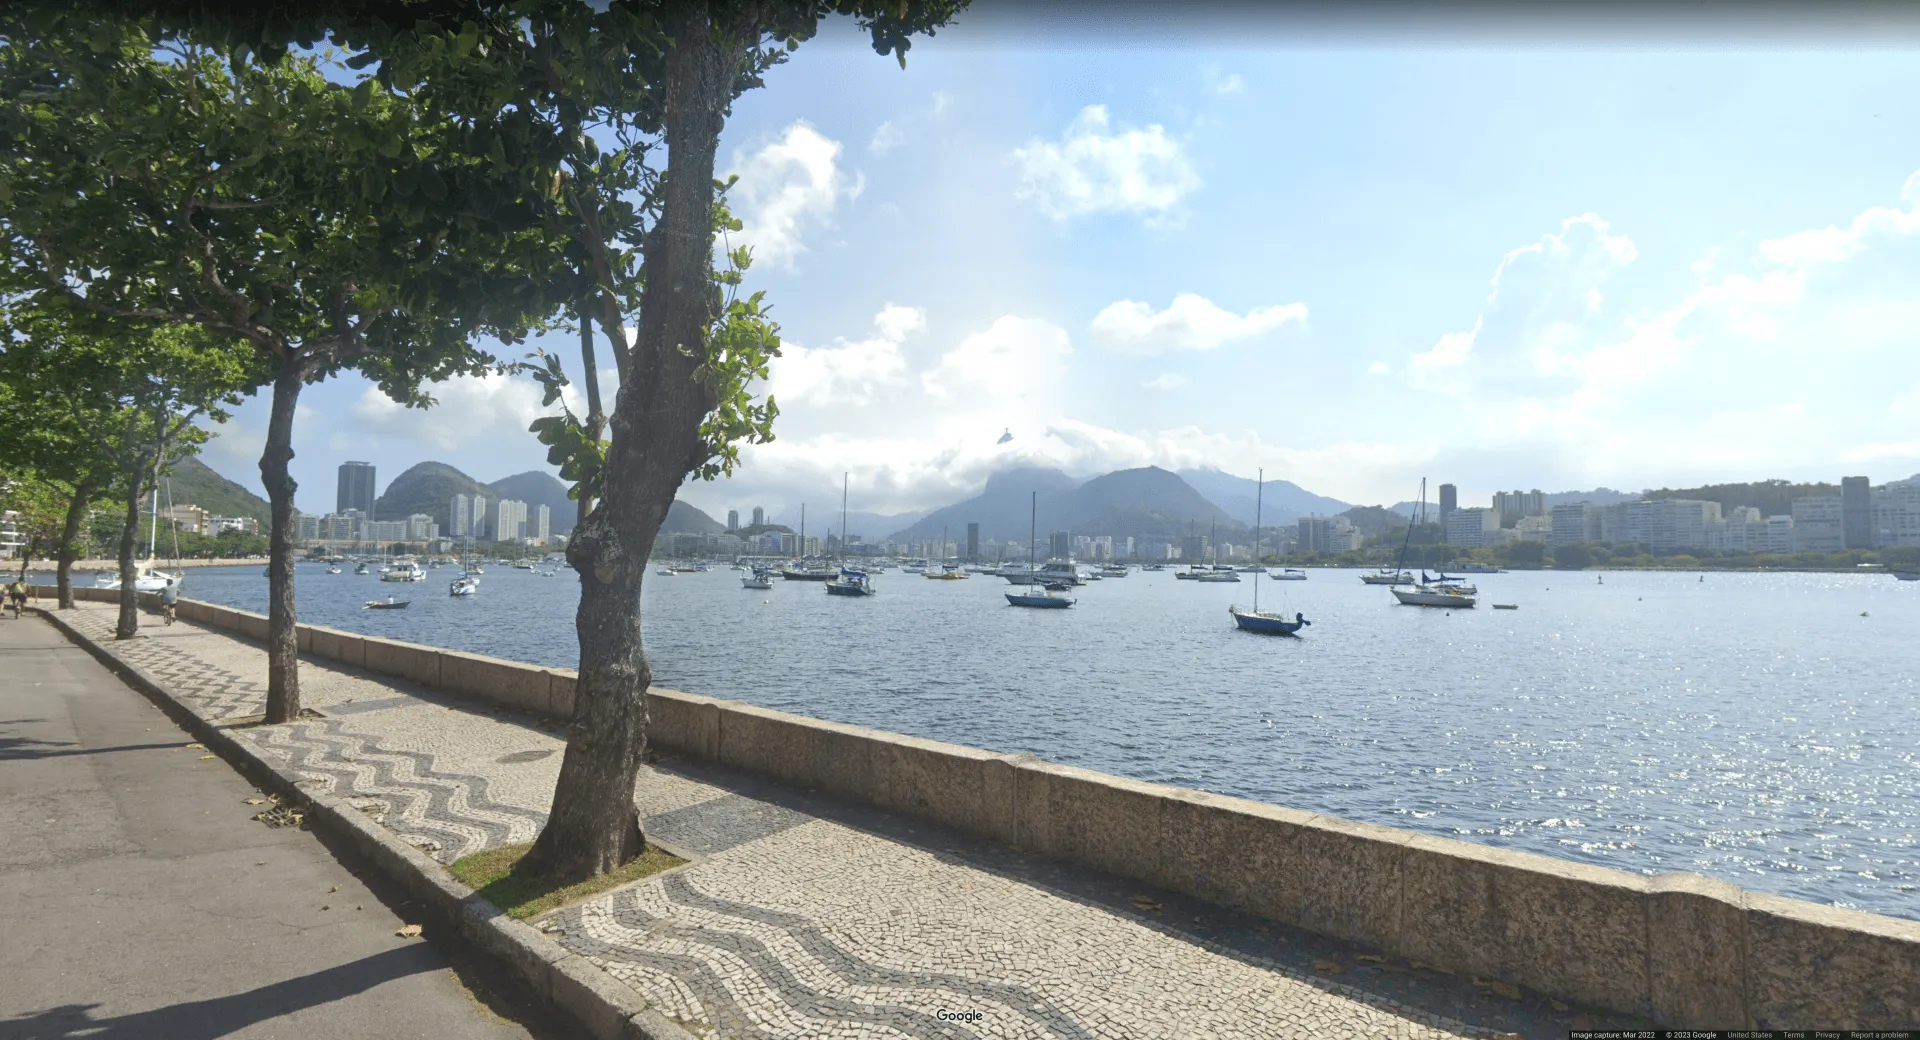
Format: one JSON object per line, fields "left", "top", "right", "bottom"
{"left": 725, "top": 122, "right": 860, "bottom": 270}
{"left": 1010, "top": 105, "right": 1200, "bottom": 221}
{"left": 922, "top": 316, "right": 1073, "bottom": 399}
{"left": 352, "top": 371, "right": 556, "bottom": 451}
{"left": 1090, "top": 293, "right": 1306, "bottom": 355}
{"left": 868, "top": 120, "right": 903, "bottom": 155}
{"left": 1202, "top": 65, "right": 1244, "bottom": 95}
{"left": 767, "top": 304, "right": 925, "bottom": 406}
{"left": 1143, "top": 373, "right": 1186, "bottom": 390}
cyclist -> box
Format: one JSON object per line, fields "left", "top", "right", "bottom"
{"left": 5, "top": 578, "right": 27, "bottom": 619}
{"left": 160, "top": 579, "right": 179, "bottom": 625}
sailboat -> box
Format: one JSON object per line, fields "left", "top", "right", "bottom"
{"left": 1007, "top": 491, "right": 1073, "bottom": 608}
{"left": 1389, "top": 479, "right": 1476, "bottom": 608}
{"left": 1230, "top": 470, "right": 1310, "bottom": 635}
{"left": 925, "top": 526, "right": 967, "bottom": 579}
{"left": 98, "top": 471, "right": 182, "bottom": 592}
{"left": 825, "top": 473, "right": 877, "bottom": 597}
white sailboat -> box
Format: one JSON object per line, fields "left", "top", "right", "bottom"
{"left": 98, "top": 478, "right": 182, "bottom": 592}
{"left": 1007, "top": 492, "right": 1073, "bottom": 608}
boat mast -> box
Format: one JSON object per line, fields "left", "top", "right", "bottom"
{"left": 1253, "top": 468, "right": 1262, "bottom": 614}
{"left": 1395, "top": 478, "right": 1424, "bottom": 580}
{"left": 1028, "top": 492, "right": 1037, "bottom": 581}
{"left": 147, "top": 460, "right": 160, "bottom": 566}
{"left": 841, "top": 472, "right": 848, "bottom": 566}
{"left": 799, "top": 503, "right": 805, "bottom": 565}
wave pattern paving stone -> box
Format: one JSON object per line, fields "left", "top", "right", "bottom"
{"left": 58, "top": 604, "right": 1497, "bottom": 1040}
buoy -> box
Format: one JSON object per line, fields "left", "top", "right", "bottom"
{"left": 1861, "top": 611, "right": 1869, "bottom": 617}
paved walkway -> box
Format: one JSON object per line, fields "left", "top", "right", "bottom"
{"left": 38, "top": 603, "right": 1618, "bottom": 1039}
{"left": 0, "top": 612, "right": 553, "bottom": 1040}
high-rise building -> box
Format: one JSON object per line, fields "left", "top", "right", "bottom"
{"left": 533, "top": 504, "right": 551, "bottom": 543}
{"left": 336, "top": 461, "right": 376, "bottom": 517}
{"left": 1444, "top": 507, "right": 1498, "bottom": 548}
{"left": 751, "top": 506, "right": 765, "bottom": 527}
{"left": 1842, "top": 476, "right": 1872, "bottom": 549}
{"left": 1437, "top": 483, "right": 1458, "bottom": 525}
{"left": 1790, "top": 494, "right": 1844, "bottom": 552}
{"left": 450, "top": 494, "right": 470, "bottom": 537}
{"left": 492, "top": 499, "right": 528, "bottom": 543}
{"left": 1048, "top": 530, "right": 1072, "bottom": 560}
{"left": 727, "top": 509, "right": 739, "bottom": 532}
{"left": 966, "top": 522, "right": 980, "bottom": 561}
{"left": 406, "top": 513, "right": 436, "bottom": 541}
{"left": 1624, "top": 499, "right": 1722, "bottom": 551}
{"left": 471, "top": 495, "right": 489, "bottom": 539}
{"left": 1872, "top": 483, "right": 1920, "bottom": 547}
{"left": 1492, "top": 489, "right": 1547, "bottom": 525}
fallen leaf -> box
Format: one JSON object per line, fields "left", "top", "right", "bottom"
{"left": 1357, "top": 954, "right": 1386, "bottom": 964}
{"left": 1549, "top": 999, "right": 1570, "bottom": 1013}
{"left": 244, "top": 798, "right": 266, "bottom": 805}
{"left": 329, "top": 885, "right": 339, "bottom": 893}
{"left": 396, "top": 924, "right": 422, "bottom": 938}
{"left": 184, "top": 743, "right": 204, "bottom": 750}
{"left": 321, "top": 905, "right": 330, "bottom": 911}
{"left": 1312, "top": 959, "right": 1345, "bottom": 974}
{"left": 198, "top": 755, "right": 215, "bottom": 761}
{"left": 1491, "top": 981, "right": 1522, "bottom": 1000}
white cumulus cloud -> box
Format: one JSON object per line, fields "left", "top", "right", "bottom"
{"left": 768, "top": 304, "right": 925, "bottom": 406}
{"left": 725, "top": 122, "right": 861, "bottom": 271}
{"left": 352, "top": 372, "right": 556, "bottom": 452}
{"left": 921, "top": 316, "right": 1072, "bottom": 399}
{"left": 1010, "top": 106, "right": 1200, "bottom": 222}
{"left": 1143, "top": 373, "right": 1187, "bottom": 390}
{"left": 1090, "top": 293, "right": 1306, "bottom": 355}
{"left": 868, "top": 120, "right": 903, "bottom": 155}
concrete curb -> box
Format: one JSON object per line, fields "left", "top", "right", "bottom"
{"left": 33, "top": 607, "right": 698, "bottom": 1040}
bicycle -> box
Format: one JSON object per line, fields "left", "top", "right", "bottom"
{"left": 162, "top": 601, "right": 176, "bottom": 625}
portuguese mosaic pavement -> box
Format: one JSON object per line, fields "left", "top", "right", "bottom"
{"left": 63, "top": 603, "right": 1519, "bottom": 1040}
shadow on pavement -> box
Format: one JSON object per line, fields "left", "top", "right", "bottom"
{"left": 0, "top": 946, "right": 439, "bottom": 1040}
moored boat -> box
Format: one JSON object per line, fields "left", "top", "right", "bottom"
{"left": 449, "top": 577, "right": 478, "bottom": 597}
{"left": 1269, "top": 568, "right": 1307, "bottom": 580}
{"left": 1392, "top": 584, "right": 1477, "bottom": 608}
{"left": 824, "top": 567, "right": 876, "bottom": 596}
{"left": 1229, "top": 605, "right": 1310, "bottom": 634}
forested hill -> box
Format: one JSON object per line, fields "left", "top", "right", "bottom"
{"left": 164, "top": 455, "right": 271, "bottom": 526}
{"left": 1643, "top": 479, "right": 1839, "bottom": 517}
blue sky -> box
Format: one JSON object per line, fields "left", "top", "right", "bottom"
{"left": 197, "top": 17, "right": 1920, "bottom": 524}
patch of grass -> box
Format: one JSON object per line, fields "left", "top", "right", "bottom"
{"left": 449, "top": 842, "right": 685, "bottom": 920}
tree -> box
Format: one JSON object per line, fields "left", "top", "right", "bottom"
{"left": 1, "top": 15, "right": 566, "bottom": 715}
{"left": 1552, "top": 543, "right": 1592, "bottom": 570}
{"left": 0, "top": 475, "right": 68, "bottom": 580}
{"left": 77, "top": 0, "right": 966, "bottom": 883}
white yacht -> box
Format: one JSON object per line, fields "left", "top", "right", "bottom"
{"left": 96, "top": 567, "right": 181, "bottom": 593}
{"left": 1001, "top": 560, "right": 1086, "bottom": 586}
{"left": 380, "top": 560, "right": 427, "bottom": 582}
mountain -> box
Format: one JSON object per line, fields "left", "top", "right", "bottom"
{"left": 164, "top": 455, "right": 271, "bottom": 526}
{"left": 1176, "top": 467, "right": 1349, "bottom": 526}
{"left": 885, "top": 466, "right": 1079, "bottom": 543}
{"left": 372, "top": 462, "right": 492, "bottom": 532}
{"left": 489, "top": 471, "right": 577, "bottom": 535}
{"left": 662, "top": 500, "right": 723, "bottom": 534}
{"left": 887, "top": 466, "right": 1245, "bottom": 544}
{"left": 375, "top": 461, "right": 705, "bottom": 538}
{"left": 1643, "top": 479, "right": 1835, "bottom": 518}
{"left": 1544, "top": 488, "right": 1638, "bottom": 508}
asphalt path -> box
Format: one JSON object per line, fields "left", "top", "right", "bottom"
{"left": 0, "top": 612, "right": 561, "bottom": 1040}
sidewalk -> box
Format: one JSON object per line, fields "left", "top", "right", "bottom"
{"left": 41, "top": 603, "right": 1602, "bottom": 1039}
{"left": 0, "top": 612, "right": 550, "bottom": 1040}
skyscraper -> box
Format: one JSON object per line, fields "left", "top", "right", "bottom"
{"left": 1049, "top": 530, "right": 1072, "bottom": 560}
{"left": 727, "top": 509, "right": 739, "bottom": 532}
{"left": 751, "top": 506, "right": 765, "bottom": 527}
{"left": 492, "top": 499, "right": 528, "bottom": 543}
{"left": 1437, "top": 483, "right": 1457, "bottom": 525}
{"left": 450, "top": 494, "right": 470, "bottom": 537}
{"left": 337, "top": 461, "right": 376, "bottom": 518}
{"left": 533, "top": 504, "right": 551, "bottom": 543}
{"left": 471, "top": 495, "right": 488, "bottom": 539}
{"left": 1842, "top": 475, "right": 1872, "bottom": 549}
{"left": 966, "top": 522, "right": 980, "bottom": 561}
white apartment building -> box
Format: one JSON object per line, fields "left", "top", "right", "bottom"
{"left": 492, "top": 499, "right": 528, "bottom": 543}
{"left": 1444, "top": 507, "right": 1498, "bottom": 548}
{"left": 450, "top": 494, "right": 470, "bottom": 537}
{"left": 1766, "top": 515, "right": 1796, "bottom": 553}
{"left": 1624, "top": 499, "right": 1721, "bottom": 551}
{"left": 1508, "top": 514, "right": 1554, "bottom": 543}
{"left": 1872, "top": 483, "right": 1920, "bottom": 547}
{"left": 533, "top": 504, "right": 551, "bottom": 543}
{"left": 1790, "top": 495, "right": 1844, "bottom": 552}
{"left": 1705, "top": 506, "right": 1768, "bottom": 551}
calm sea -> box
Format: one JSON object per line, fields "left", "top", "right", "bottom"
{"left": 72, "top": 562, "right": 1920, "bottom": 920}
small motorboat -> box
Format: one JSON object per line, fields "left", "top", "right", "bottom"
{"left": 449, "top": 577, "right": 478, "bottom": 597}
{"left": 1492, "top": 603, "right": 1518, "bottom": 610}
{"left": 354, "top": 561, "right": 370, "bottom": 575}
{"left": 1098, "top": 565, "right": 1129, "bottom": 578}
{"left": 924, "top": 564, "right": 968, "bottom": 580}
{"left": 1392, "top": 584, "right": 1477, "bottom": 608}
{"left": 1268, "top": 568, "right": 1307, "bottom": 581}
{"left": 1006, "top": 590, "right": 1073, "bottom": 608}
{"left": 655, "top": 567, "right": 674, "bottom": 576}
{"left": 824, "top": 568, "right": 876, "bottom": 596}
{"left": 1228, "top": 605, "right": 1310, "bottom": 635}
{"left": 1043, "top": 581, "right": 1074, "bottom": 592}
{"left": 365, "top": 597, "right": 410, "bottom": 610}
{"left": 742, "top": 571, "right": 774, "bottom": 590}
{"left": 326, "top": 565, "right": 342, "bottom": 575}
{"left": 1195, "top": 570, "right": 1240, "bottom": 583}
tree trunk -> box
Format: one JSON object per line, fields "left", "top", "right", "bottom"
{"left": 113, "top": 460, "right": 149, "bottom": 639}
{"left": 524, "top": 9, "right": 737, "bottom": 886}
{"left": 56, "top": 478, "right": 96, "bottom": 609}
{"left": 260, "top": 358, "right": 304, "bottom": 723}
